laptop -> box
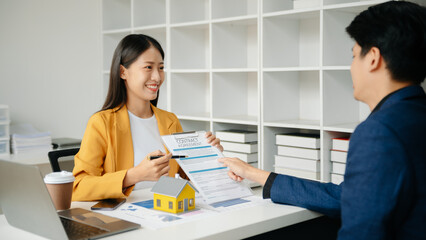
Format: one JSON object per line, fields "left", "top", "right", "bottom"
{"left": 0, "top": 159, "right": 140, "bottom": 240}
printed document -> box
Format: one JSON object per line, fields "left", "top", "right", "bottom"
{"left": 161, "top": 131, "right": 252, "bottom": 204}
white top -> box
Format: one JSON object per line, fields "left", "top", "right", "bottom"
{"left": 128, "top": 111, "right": 165, "bottom": 190}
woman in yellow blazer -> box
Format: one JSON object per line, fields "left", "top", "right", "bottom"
{"left": 73, "top": 34, "right": 222, "bottom": 201}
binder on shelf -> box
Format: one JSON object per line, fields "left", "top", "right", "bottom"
{"left": 274, "top": 167, "right": 320, "bottom": 181}
{"left": 215, "top": 129, "right": 258, "bottom": 143}
{"left": 221, "top": 141, "right": 258, "bottom": 154}
{"left": 223, "top": 151, "right": 258, "bottom": 163}
{"left": 331, "top": 173, "right": 344, "bottom": 185}
{"left": 331, "top": 150, "right": 347, "bottom": 163}
{"left": 276, "top": 132, "right": 320, "bottom": 149}
{"left": 277, "top": 145, "right": 320, "bottom": 160}
{"left": 332, "top": 137, "right": 350, "bottom": 151}
{"left": 332, "top": 162, "right": 346, "bottom": 175}
{"left": 274, "top": 155, "right": 320, "bottom": 172}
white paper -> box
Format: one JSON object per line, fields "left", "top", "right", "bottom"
{"left": 95, "top": 194, "right": 269, "bottom": 230}
{"left": 161, "top": 131, "right": 252, "bottom": 204}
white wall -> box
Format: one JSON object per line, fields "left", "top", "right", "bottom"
{"left": 0, "top": 0, "right": 102, "bottom": 139}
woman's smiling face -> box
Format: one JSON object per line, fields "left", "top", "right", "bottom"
{"left": 121, "top": 46, "right": 165, "bottom": 104}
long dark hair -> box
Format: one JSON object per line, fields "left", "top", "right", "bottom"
{"left": 102, "top": 34, "right": 165, "bottom": 111}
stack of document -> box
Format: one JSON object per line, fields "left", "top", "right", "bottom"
{"left": 10, "top": 124, "right": 52, "bottom": 154}
{"left": 330, "top": 137, "right": 350, "bottom": 184}
{"left": 216, "top": 129, "right": 258, "bottom": 166}
{"left": 274, "top": 132, "right": 320, "bottom": 181}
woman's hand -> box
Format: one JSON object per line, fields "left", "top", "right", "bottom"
{"left": 205, "top": 131, "right": 224, "bottom": 152}
{"left": 218, "top": 157, "right": 270, "bottom": 186}
{"left": 123, "top": 150, "right": 171, "bottom": 188}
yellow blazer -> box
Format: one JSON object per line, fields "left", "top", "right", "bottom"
{"left": 72, "top": 105, "right": 183, "bottom": 201}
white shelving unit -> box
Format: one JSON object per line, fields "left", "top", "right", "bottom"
{"left": 101, "top": 0, "right": 426, "bottom": 182}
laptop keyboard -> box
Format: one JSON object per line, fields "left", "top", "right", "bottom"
{"left": 60, "top": 217, "right": 109, "bottom": 240}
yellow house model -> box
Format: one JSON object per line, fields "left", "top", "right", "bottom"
{"left": 151, "top": 176, "right": 198, "bottom": 214}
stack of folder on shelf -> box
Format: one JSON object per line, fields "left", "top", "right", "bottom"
{"left": 274, "top": 132, "right": 320, "bottom": 181}
{"left": 216, "top": 129, "right": 258, "bottom": 168}
{"left": 10, "top": 124, "right": 52, "bottom": 154}
{"left": 330, "top": 137, "right": 350, "bottom": 184}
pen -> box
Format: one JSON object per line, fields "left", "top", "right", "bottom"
{"left": 149, "top": 155, "right": 188, "bottom": 160}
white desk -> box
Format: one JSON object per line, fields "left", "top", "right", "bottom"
{"left": 0, "top": 188, "right": 321, "bottom": 240}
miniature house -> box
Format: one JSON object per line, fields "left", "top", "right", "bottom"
{"left": 151, "top": 176, "right": 198, "bottom": 214}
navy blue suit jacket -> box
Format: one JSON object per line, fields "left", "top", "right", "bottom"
{"left": 265, "top": 85, "right": 426, "bottom": 239}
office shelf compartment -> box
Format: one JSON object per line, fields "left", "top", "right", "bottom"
{"left": 263, "top": 0, "right": 295, "bottom": 13}
{"left": 134, "top": 28, "right": 167, "bottom": 57}
{"left": 133, "top": 0, "right": 165, "bottom": 28}
{"left": 323, "top": 5, "right": 372, "bottom": 67}
{"left": 212, "top": 19, "right": 258, "bottom": 69}
{"left": 157, "top": 79, "right": 168, "bottom": 111}
{"left": 170, "top": 0, "right": 208, "bottom": 24}
{"left": 170, "top": 73, "right": 210, "bottom": 119}
{"left": 263, "top": 126, "right": 311, "bottom": 171}
{"left": 263, "top": 11, "right": 320, "bottom": 68}
{"left": 103, "top": 31, "right": 131, "bottom": 71}
{"left": 263, "top": 71, "right": 320, "bottom": 129}
{"left": 212, "top": 72, "right": 258, "bottom": 123}
{"left": 170, "top": 24, "right": 209, "bottom": 70}
{"left": 323, "top": 70, "right": 369, "bottom": 131}
{"left": 102, "top": 0, "right": 131, "bottom": 31}
{"left": 213, "top": 122, "right": 258, "bottom": 134}
{"left": 179, "top": 119, "right": 210, "bottom": 132}
{"left": 212, "top": 0, "right": 257, "bottom": 20}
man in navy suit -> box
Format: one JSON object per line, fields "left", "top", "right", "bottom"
{"left": 219, "top": 1, "right": 426, "bottom": 239}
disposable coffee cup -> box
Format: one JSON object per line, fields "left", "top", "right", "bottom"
{"left": 44, "top": 171, "right": 75, "bottom": 210}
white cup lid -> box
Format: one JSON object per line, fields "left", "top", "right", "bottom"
{"left": 44, "top": 171, "right": 75, "bottom": 184}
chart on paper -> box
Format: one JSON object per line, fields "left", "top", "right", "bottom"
{"left": 162, "top": 131, "right": 252, "bottom": 204}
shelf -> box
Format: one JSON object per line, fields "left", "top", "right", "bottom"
{"left": 102, "top": 0, "right": 131, "bottom": 31}
{"left": 263, "top": 71, "right": 320, "bottom": 123}
{"left": 170, "top": 24, "right": 209, "bottom": 69}
{"left": 170, "top": 73, "right": 210, "bottom": 117}
{"left": 212, "top": 0, "right": 257, "bottom": 19}
{"left": 178, "top": 114, "right": 210, "bottom": 121}
{"left": 263, "top": 10, "right": 320, "bottom": 68}
{"left": 133, "top": 0, "right": 165, "bottom": 28}
{"left": 212, "top": 19, "right": 258, "bottom": 69}
{"left": 263, "top": 119, "right": 321, "bottom": 130}
{"left": 212, "top": 72, "right": 258, "bottom": 120}
{"left": 323, "top": 122, "right": 361, "bottom": 133}
{"left": 323, "top": 0, "right": 387, "bottom": 8}
{"left": 263, "top": 67, "right": 320, "bottom": 72}
{"left": 170, "top": 0, "right": 208, "bottom": 24}
{"left": 211, "top": 68, "right": 258, "bottom": 73}
{"left": 212, "top": 122, "right": 258, "bottom": 132}
{"left": 212, "top": 116, "right": 258, "bottom": 126}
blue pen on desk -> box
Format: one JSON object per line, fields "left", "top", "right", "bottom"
{"left": 149, "top": 155, "right": 188, "bottom": 160}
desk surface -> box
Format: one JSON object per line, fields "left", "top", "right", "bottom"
{"left": 0, "top": 187, "right": 321, "bottom": 240}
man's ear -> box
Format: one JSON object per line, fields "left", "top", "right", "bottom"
{"left": 367, "top": 47, "right": 382, "bottom": 71}
{"left": 120, "top": 65, "right": 127, "bottom": 80}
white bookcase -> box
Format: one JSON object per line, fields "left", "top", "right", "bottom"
{"left": 101, "top": 0, "right": 426, "bottom": 182}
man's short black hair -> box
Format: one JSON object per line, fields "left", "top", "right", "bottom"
{"left": 346, "top": 1, "right": 426, "bottom": 84}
